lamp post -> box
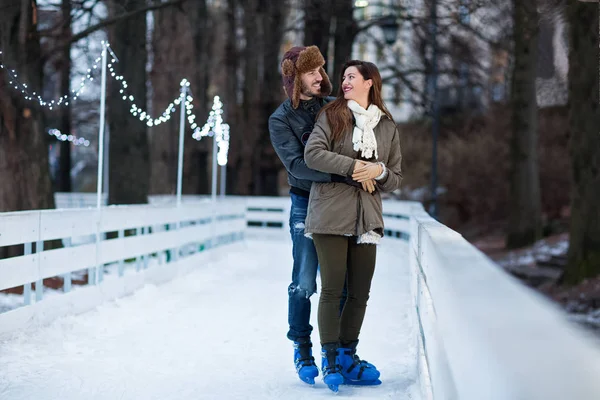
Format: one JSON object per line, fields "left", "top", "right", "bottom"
{"left": 378, "top": 15, "right": 399, "bottom": 46}
{"left": 429, "top": 0, "right": 440, "bottom": 220}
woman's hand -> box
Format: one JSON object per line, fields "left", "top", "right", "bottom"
{"left": 352, "top": 161, "right": 383, "bottom": 183}
{"left": 353, "top": 160, "right": 369, "bottom": 174}
{"left": 361, "top": 179, "right": 376, "bottom": 194}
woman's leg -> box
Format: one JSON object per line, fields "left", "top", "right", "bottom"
{"left": 339, "top": 240, "right": 377, "bottom": 343}
{"left": 312, "top": 234, "right": 349, "bottom": 345}
{"left": 336, "top": 240, "right": 380, "bottom": 384}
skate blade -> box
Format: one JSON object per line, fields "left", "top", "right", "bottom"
{"left": 300, "top": 376, "right": 316, "bottom": 385}
{"left": 343, "top": 378, "right": 382, "bottom": 386}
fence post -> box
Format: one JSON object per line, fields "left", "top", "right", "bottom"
{"left": 35, "top": 240, "right": 43, "bottom": 302}
{"left": 63, "top": 237, "right": 72, "bottom": 292}
{"left": 118, "top": 229, "right": 125, "bottom": 276}
{"left": 23, "top": 242, "right": 32, "bottom": 305}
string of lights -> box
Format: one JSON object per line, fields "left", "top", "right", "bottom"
{"left": 0, "top": 50, "right": 102, "bottom": 110}
{"left": 107, "top": 48, "right": 185, "bottom": 128}
{"left": 48, "top": 128, "right": 91, "bottom": 147}
{"left": 108, "top": 58, "right": 231, "bottom": 165}
{"left": 1, "top": 43, "right": 230, "bottom": 165}
{"left": 192, "top": 96, "right": 230, "bottom": 166}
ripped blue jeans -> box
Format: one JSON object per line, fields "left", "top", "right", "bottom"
{"left": 287, "top": 193, "right": 347, "bottom": 342}
{"left": 288, "top": 193, "right": 318, "bottom": 341}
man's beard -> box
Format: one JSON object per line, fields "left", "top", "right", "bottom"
{"left": 301, "top": 80, "right": 321, "bottom": 98}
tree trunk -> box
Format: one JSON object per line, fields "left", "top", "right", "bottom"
{"left": 303, "top": 0, "right": 332, "bottom": 64}
{"left": 506, "top": 0, "right": 542, "bottom": 249}
{"left": 230, "top": 0, "right": 288, "bottom": 196}
{"left": 223, "top": 0, "right": 240, "bottom": 194}
{"left": 149, "top": 5, "right": 197, "bottom": 195}
{"left": 0, "top": 0, "right": 55, "bottom": 213}
{"left": 107, "top": 0, "right": 150, "bottom": 205}
{"left": 231, "top": 0, "right": 262, "bottom": 195}
{"left": 185, "top": 0, "right": 211, "bottom": 195}
{"left": 332, "top": 0, "right": 358, "bottom": 94}
{"left": 57, "top": 0, "right": 72, "bottom": 193}
{"left": 562, "top": 1, "right": 600, "bottom": 284}
{"left": 257, "top": 1, "right": 288, "bottom": 196}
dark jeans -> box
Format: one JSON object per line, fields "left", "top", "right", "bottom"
{"left": 312, "top": 234, "right": 377, "bottom": 345}
{"left": 287, "top": 193, "right": 346, "bottom": 342}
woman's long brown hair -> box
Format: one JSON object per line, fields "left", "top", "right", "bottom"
{"left": 318, "top": 60, "right": 394, "bottom": 143}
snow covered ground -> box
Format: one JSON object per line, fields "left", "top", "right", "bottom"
{"left": 0, "top": 240, "right": 419, "bottom": 400}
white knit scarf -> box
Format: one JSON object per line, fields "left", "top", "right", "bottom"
{"left": 348, "top": 100, "right": 382, "bottom": 160}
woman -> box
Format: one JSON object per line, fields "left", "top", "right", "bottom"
{"left": 304, "top": 60, "right": 402, "bottom": 392}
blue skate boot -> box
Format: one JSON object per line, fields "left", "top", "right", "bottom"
{"left": 321, "top": 343, "right": 344, "bottom": 393}
{"left": 293, "top": 337, "right": 319, "bottom": 385}
{"left": 337, "top": 340, "right": 381, "bottom": 386}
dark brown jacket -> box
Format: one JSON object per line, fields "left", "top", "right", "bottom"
{"left": 304, "top": 112, "right": 403, "bottom": 237}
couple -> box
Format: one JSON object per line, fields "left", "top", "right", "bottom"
{"left": 268, "top": 46, "right": 402, "bottom": 392}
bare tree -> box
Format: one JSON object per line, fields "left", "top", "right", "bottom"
{"left": 228, "top": 0, "right": 289, "bottom": 195}
{"left": 222, "top": 0, "right": 239, "bottom": 195}
{"left": 184, "top": 0, "right": 213, "bottom": 195}
{"left": 107, "top": 0, "right": 150, "bottom": 204}
{"left": 332, "top": 0, "right": 358, "bottom": 93}
{"left": 563, "top": 0, "right": 600, "bottom": 284}
{"left": 57, "top": 0, "right": 73, "bottom": 193}
{"left": 0, "top": 0, "right": 55, "bottom": 213}
{"left": 506, "top": 0, "right": 542, "bottom": 248}
{"left": 149, "top": 4, "right": 192, "bottom": 195}
{"left": 303, "top": 0, "right": 333, "bottom": 63}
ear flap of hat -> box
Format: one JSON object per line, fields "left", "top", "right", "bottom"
{"left": 291, "top": 73, "right": 302, "bottom": 109}
{"left": 282, "top": 59, "right": 295, "bottom": 77}
{"left": 318, "top": 67, "right": 332, "bottom": 97}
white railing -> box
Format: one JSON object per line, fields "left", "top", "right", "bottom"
{"left": 0, "top": 199, "right": 246, "bottom": 336}
{"left": 53, "top": 193, "right": 412, "bottom": 241}
{"left": 242, "top": 195, "right": 412, "bottom": 241}
{"left": 409, "top": 203, "right": 600, "bottom": 400}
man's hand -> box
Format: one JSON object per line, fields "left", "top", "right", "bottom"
{"left": 352, "top": 162, "right": 383, "bottom": 183}
{"left": 361, "top": 179, "right": 376, "bottom": 194}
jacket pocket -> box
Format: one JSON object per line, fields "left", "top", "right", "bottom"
{"left": 312, "top": 183, "right": 335, "bottom": 201}
{"left": 311, "top": 182, "right": 351, "bottom": 201}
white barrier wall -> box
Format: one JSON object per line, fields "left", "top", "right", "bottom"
{"left": 409, "top": 203, "right": 600, "bottom": 400}
{"left": 0, "top": 200, "right": 246, "bottom": 336}
{"left": 242, "top": 195, "right": 412, "bottom": 241}
{"left": 1, "top": 194, "right": 410, "bottom": 339}
{"left": 54, "top": 193, "right": 413, "bottom": 242}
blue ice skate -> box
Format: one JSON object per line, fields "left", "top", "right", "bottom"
{"left": 321, "top": 343, "right": 344, "bottom": 393}
{"left": 293, "top": 338, "right": 319, "bottom": 384}
{"left": 337, "top": 340, "right": 381, "bottom": 386}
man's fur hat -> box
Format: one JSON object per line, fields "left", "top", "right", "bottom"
{"left": 281, "top": 46, "right": 332, "bottom": 109}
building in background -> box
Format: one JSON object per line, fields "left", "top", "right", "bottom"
{"left": 351, "top": 0, "right": 568, "bottom": 120}
{"left": 352, "top": 0, "right": 424, "bottom": 121}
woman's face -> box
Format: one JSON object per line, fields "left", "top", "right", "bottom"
{"left": 342, "top": 66, "right": 372, "bottom": 102}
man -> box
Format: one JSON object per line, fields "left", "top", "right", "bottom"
{"left": 268, "top": 46, "right": 367, "bottom": 385}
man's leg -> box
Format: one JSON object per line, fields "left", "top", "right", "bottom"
{"left": 287, "top": 193, "right": 319, "bottom": 384}
{"left": 287, "top": 194, "right": 319, "bottom": 341}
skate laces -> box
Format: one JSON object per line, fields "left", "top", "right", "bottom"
{"left": 323, "top": 351, "right": 341, "bottom": 375}
{"left": 342, "top": 349, "right": 372, "bottom": 378}
{"left": 323, "top": 364, "right": 341, "bottom": 375}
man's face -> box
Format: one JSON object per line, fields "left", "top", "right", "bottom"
{"left": 299, "top": 67, "right": 323, "bottom": 99}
